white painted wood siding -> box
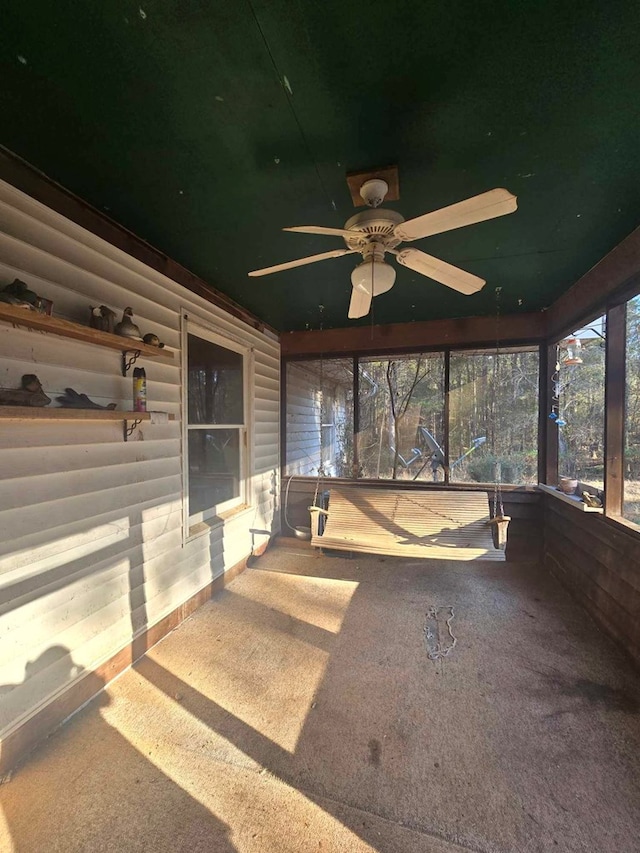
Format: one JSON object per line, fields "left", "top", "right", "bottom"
{"left": 0, "top": 180, "right": 280, "bottom": 738}
{"left": 286, "top": 362, "right": 327, "bottom": 477}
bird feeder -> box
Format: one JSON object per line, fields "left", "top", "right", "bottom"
{"left": 562, "top": 337, "right": 583, "bottom": 365}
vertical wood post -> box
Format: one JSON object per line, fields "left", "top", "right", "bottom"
{"left": 542, "top": 343, "right": 559, "bottom": 484}
{"left": 444, "top": 350, "right": 451, "bottom": 484}
{"left": 280, "top": 357, "right": 288, "bottom": 531}
{"left": 605, "top": 304, "right": 626, "bottom": 516}
{"left": 352, "top": 356, "right": 360, "bottom": 478}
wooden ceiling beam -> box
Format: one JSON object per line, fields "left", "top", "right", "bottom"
{"left": 546, "top": 225, "right": 640, "bottom": 341}
{"left": 281, "top": 311, "right": 547, "bottom": 357}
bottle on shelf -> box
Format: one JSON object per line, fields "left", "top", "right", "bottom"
{"left": 132, "top": 367, "right": 147, "bottom": 412}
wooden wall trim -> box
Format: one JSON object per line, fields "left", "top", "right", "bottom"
{"left": 0, "top": 146, "right": 278, "bottom": 337}
{"left": 281, "top": 312, "right": 547, "bottom": 357}
{"left": 0, "top": 544, "right": 267, "bottom": 776}
{"left": 546, "top": 225, "right": 640, "bottom": 342}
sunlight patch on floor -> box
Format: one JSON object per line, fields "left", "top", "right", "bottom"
{"left": 128, "top": 572, "right": 358, "bottom": 752}
{"left": 232, "top": 569, "right": 359, "bottom": 633}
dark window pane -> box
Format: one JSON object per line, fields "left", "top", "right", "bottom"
{"left": 624, "top": 297, "right": 640, "bottom": 525}
{"left": 188, "top": 429, "right": 240, "bottom": 514}
{"left": 358, "top": 354, "right": 445, "bottom": 481}
{"left": 450, "top": 348, "right": 538, "bottom": 484}
{"left": 285, "top": 359, "right": 354, "bottom": 477}
{"left": 188, "top": 334, "right": 243, "bottom": 425}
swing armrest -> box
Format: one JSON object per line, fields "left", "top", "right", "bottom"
{"left": 308, "top": 505, "right": 328, "bottom": 538}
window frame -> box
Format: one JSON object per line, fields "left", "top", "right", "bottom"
{"left": 182, "top": 315, "right": 252, "bottom": 533}
{"left": 282, "top": 343, "right": 540, "bottom": 489}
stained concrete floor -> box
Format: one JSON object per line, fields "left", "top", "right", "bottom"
{"left": 1, "top": 543, "right": 640, "bottom": 853}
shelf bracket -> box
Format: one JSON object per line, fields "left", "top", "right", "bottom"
{"left": 123, "top": 418, "right": 142, "bottom": 441}
{"left": 122, "top": 350, "right": 142, "bottom": 376}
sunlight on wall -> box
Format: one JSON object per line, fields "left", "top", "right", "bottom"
{"left": 0, "top": 518, "right": 130, "bottom": 582}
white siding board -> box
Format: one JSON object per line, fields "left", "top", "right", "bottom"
{"left": 0, "top": 179, "right": 280, "bottom": 742}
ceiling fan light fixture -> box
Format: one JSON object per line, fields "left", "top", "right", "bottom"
{"left": 351, "top": 257, "right": 396, "bottom": 296}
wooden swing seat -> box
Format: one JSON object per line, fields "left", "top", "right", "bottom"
{"left": 309, "top": 485, "right": 505, "bottom": 561}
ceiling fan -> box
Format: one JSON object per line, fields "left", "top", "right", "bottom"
{"left": 248, "top": 178, "right": 517, "bottom": 319}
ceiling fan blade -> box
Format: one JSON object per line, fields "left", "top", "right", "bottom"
{"left": 394, "top": 248, "right": 486, "bottom": 295}
{"left": 284, "top": 225, "right": 358, "bottom": 239}
{"left": 248, "top": 249, "right": 357, "bottom": 277}
{"left": 348, "top": 283, "right": 373, "bottom": 319}
{"left": 394, "top": 188, "right": 517, "bottom": 242}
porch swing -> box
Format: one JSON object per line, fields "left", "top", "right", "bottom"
{"left": 307, "top": 294, "right": 509, "bottom": 560}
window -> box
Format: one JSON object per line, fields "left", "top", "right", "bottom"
{"left": 624, "top": 295, "right": 640, "bottom": 525}
{"left": 449, "top": 347, "right": 539, "bottom": 484}
{"left": 555, "top": 317, "right": 606, "bottom": 489}
{"left": 185, "top": 324, "right": 248, "bottom": 524}
{"left": 285, "top": 359, "right": 354, "bottom": 477}
{"left": 357, "top": 353, "right": 445, "bottom": 480}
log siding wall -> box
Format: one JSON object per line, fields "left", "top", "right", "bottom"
{"left": 0, "top": 179, "right": 280, "bottom": 752}
{"left": 544, "top": 496, "right": 640, "bottom": 665}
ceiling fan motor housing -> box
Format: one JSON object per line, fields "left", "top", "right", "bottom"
{"left": 343, "top": 208, "right": 405, "bottom": 251}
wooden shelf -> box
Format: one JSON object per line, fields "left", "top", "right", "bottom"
{"left": 0, "top": 304, "right": 173, "bottom": 362}
{"left": 537, "top": 483, "right": 604, "bottom": 513}
{"left": 0, "top": 407, "right": 175, "bottom": 422}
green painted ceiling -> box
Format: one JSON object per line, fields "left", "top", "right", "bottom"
{"left": 2, "top": 1, "right": 640, "bottom": 331}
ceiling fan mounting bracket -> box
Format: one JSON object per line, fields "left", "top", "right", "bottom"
{"left": 346, "top": 165, "right": 400, "bottom": 207}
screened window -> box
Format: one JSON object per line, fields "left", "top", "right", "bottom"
{"left": 449, "top": 348, "right": 539, "bottom": 484}
{"left": 555, "top": 317, "right": 606, "bottom": 489}
{"left": 186, "top": 327, "right": 247, "bottom": 522}
{"left": 285, "top": 359, "right": 354, "bottom": 478}
{"left": 358, "top": 354, "right": 445, "bottom": 480}
{"left": 624, "top": 295, "right": 640, "bottom": 526}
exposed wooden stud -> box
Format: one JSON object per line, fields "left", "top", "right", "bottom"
{"left": 604, "top": 303, "right": 626, "bottom": 517}
{"left": 443, "top": 350, "right": 451, "bottom": 484}
{"left": 281, "top": 311, "right": 547, "bottom": 357}
{"left": 346, "top": 165, "right": 400, "bottom": 207}
{"left": 543, "top": 343, "right": 559, "bottom": 485}
{"left": 352, "top": 356, "right": 360, "bottom": 478}
{"left": 546, "top": 225, "right": 640, "bottom": 342}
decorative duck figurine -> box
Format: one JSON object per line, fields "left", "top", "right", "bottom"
{"left": 143, "top": 333, "right": 165, "bottom": 349}
{"left": 56, "top": 388, "right": 117, "bottom": 410}
{"left": 0, "top": 279, "right": 39, "bottom": 308}
{"left": 0, "top": 374, "right": 51, "bottom": 407}
{"left": 115, "top": 307, "right": 142, "bottom": 340}
{"left": 89, "top": 305, "right": 117, "bottom": 334}
{"left": 581, "top": 491, "right": 603, "bottom": 508}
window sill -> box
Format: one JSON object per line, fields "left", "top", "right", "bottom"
{"left": 537, "top": 483, "right": 603, "bottom": 513}
{"left": 187, "top": 503, "right": 252, "bottom": 541}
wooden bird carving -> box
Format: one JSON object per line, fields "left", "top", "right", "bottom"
{"left": 89, "top": 305, "right": 117, "bottom": 334}
{"left": 115, "top": 307, "right": 142, "bottom": 340}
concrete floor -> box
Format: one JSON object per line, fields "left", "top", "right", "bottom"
{"left": 1, "top": 543, "right": 639, "bottom": 853}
